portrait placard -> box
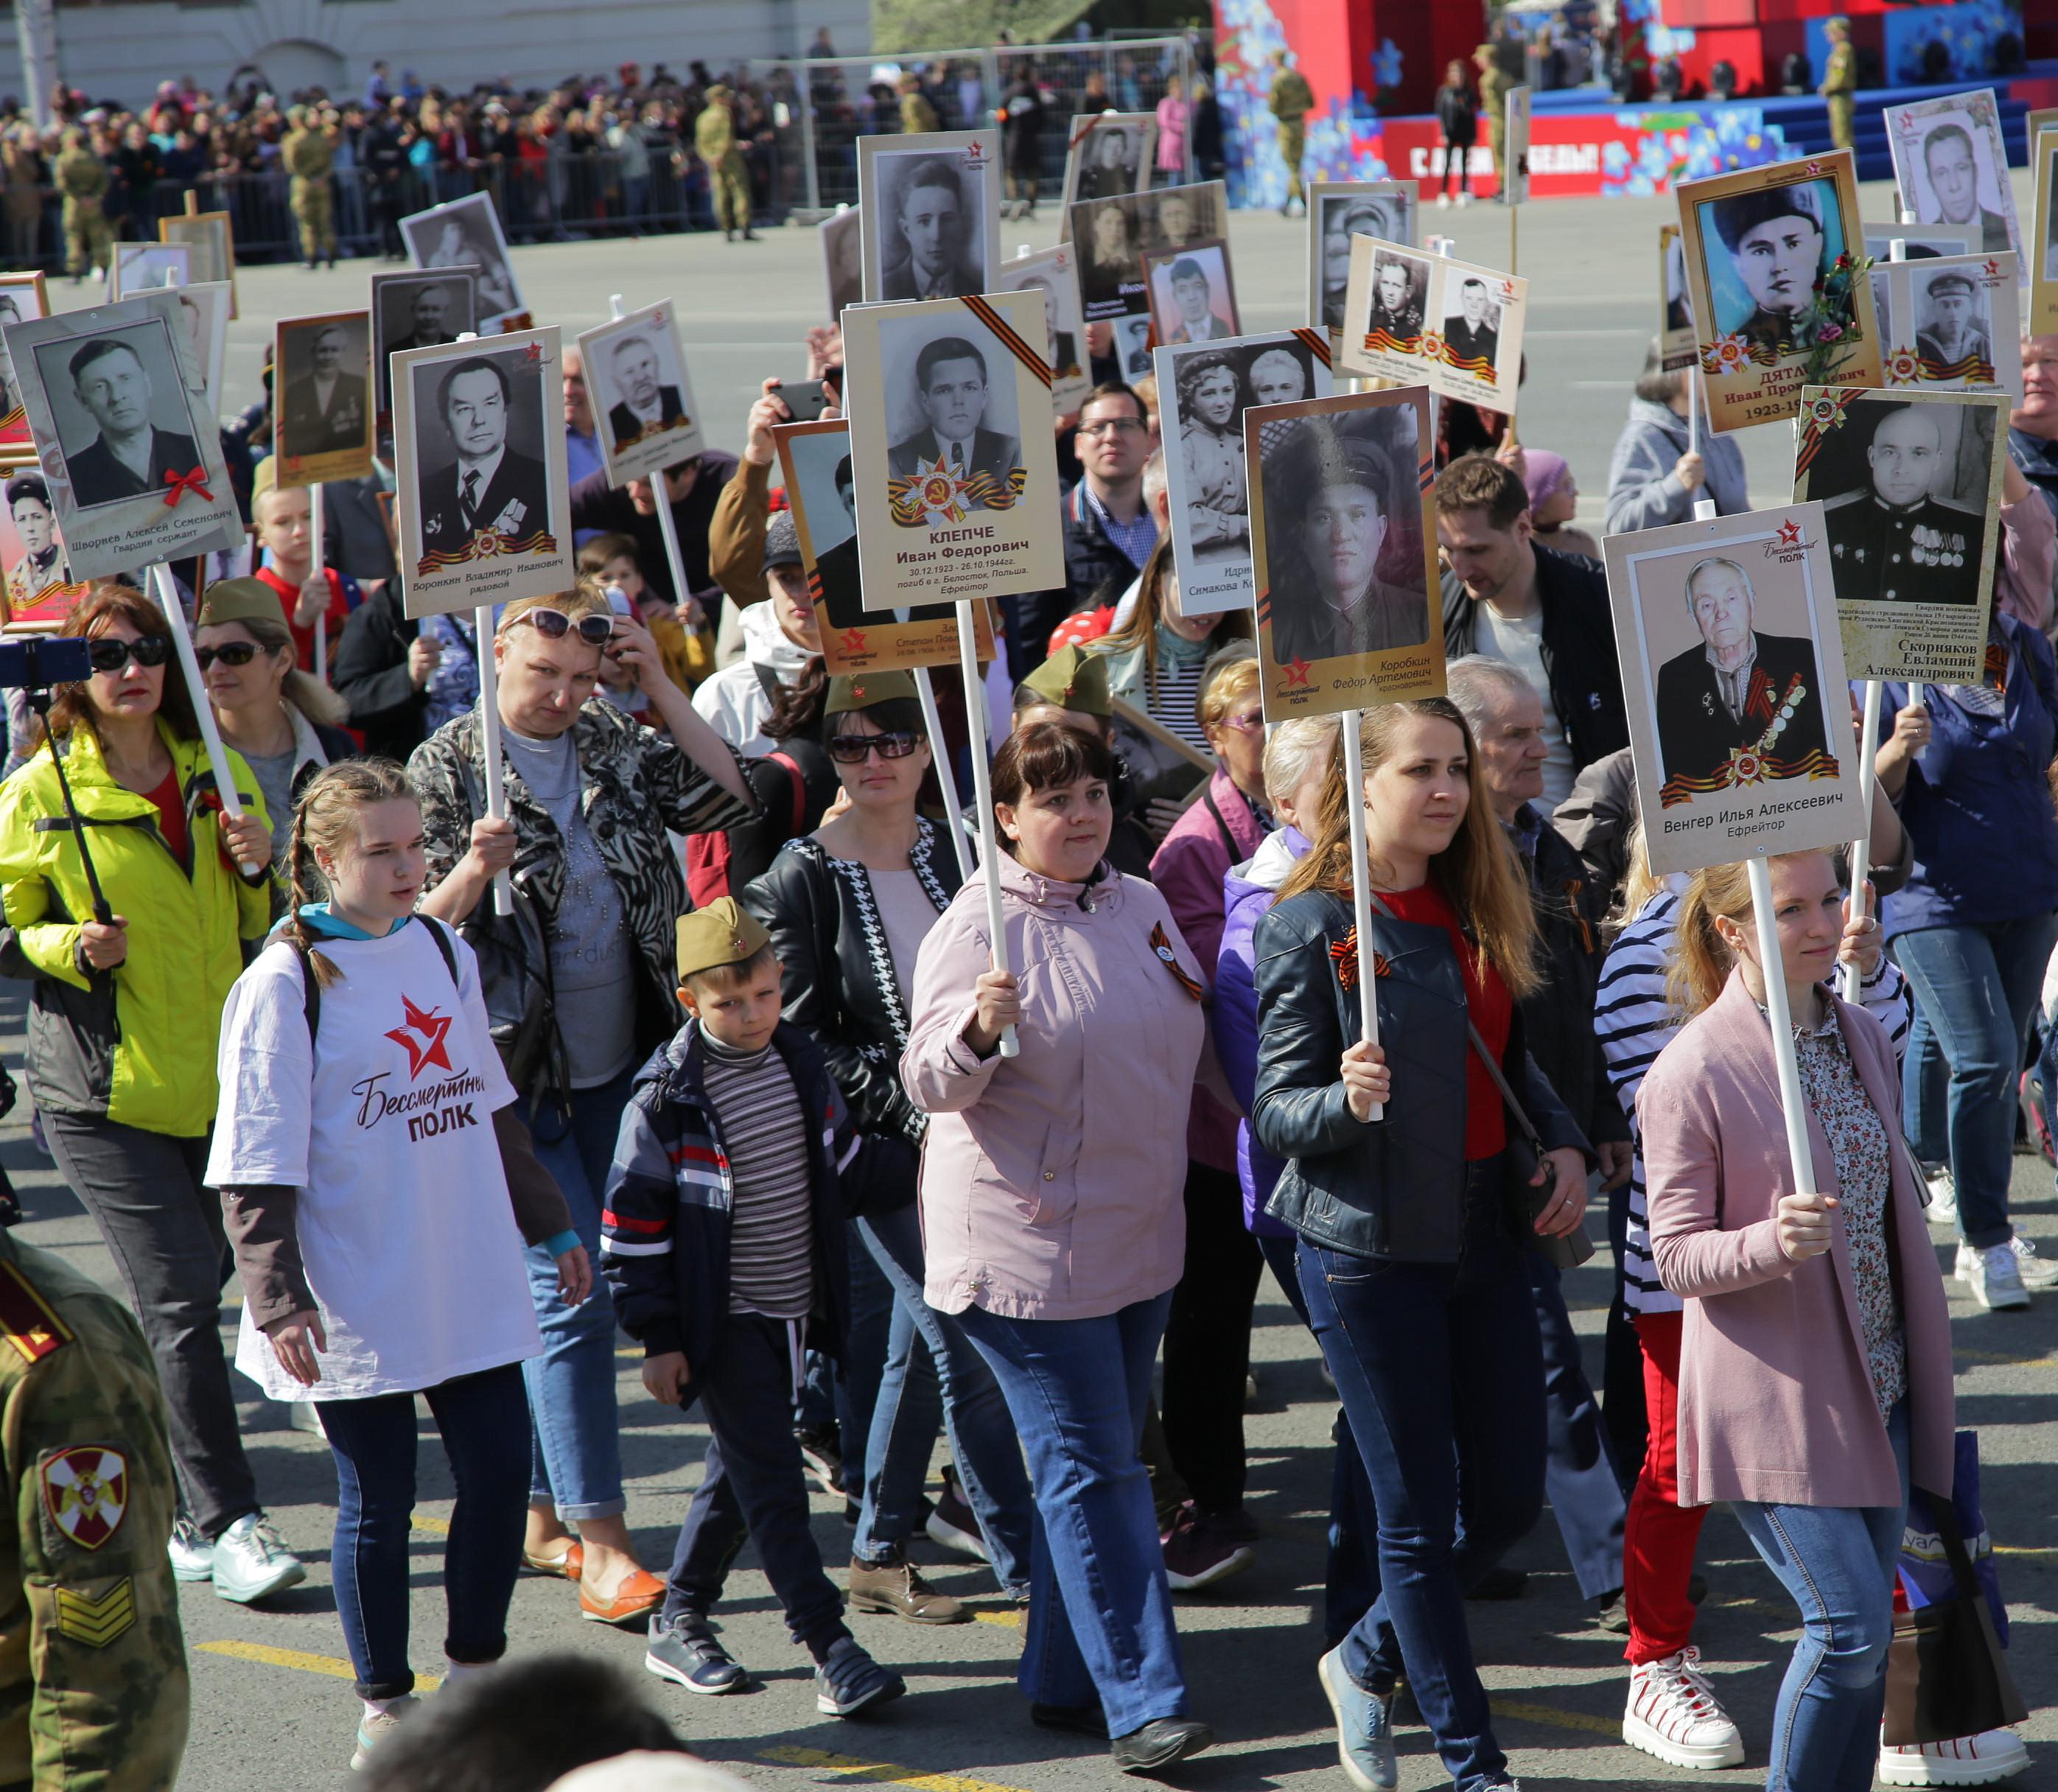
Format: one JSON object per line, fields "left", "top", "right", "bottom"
{"left": 158, "top": 210, "right": 236, "bottom": 315}
{"left": 1338, "top": 239, "right": 1528, "bottom": 411}
{"left": 840, "top": 291, "right": 1063, "bottom": 612}
{"left": 1869, "top": 252, "right": 2020, "bottom": 394}
{"left": 4, "top": 291, "right": 239, "bottom": 579}
{"left": 1793, "top": 385, "right": 2006, "bottom": 685}
{"left": 1060, "top": 112, "right": 1158, "bottom": 219}
{"left": 822, "top": 206, "right": 864, "bottom": 322}
{"left": 0, "top": 272, "right": 49, "bottom": 465}
{"left": 1247, "top": 386, "right": 1441, "bottom": 720}
{"left": 401, "top": 192, "right": 528, "bottom": 332}
{"left": 1144, "top": 238, "right": 1240, "bottom": 346}
{"left": 576, "top": 301, "right": 704, "bottom": 489}
{"left": 774, "top": 416, "right": 997, "bottom": 672}
{"left": 111, "top": 242, "right": 189, "bottom": 299}
{"left": 1888, "top": 89, "right": 2023, "bottom": 271}
{"left": 1309, "top": 183, "right": 1417, "bottom": 339}
{"left": 1605, "top": 503, "right": 1861, "bottom": 875}
{"left": 1675, "top": 151, "right": 1880, "bottom": 431}
{"left": 393, "top": 327, "right": 573, "bottom": 618}
{"left": 991, "top": 245, "right": 1091, "bottom": 416}
{"left": 0, "top": 466, "right": 85, "bottom": 629}
{"left": 273, "top": 310, "right": 374, "bottom": 489}
{"left": 1068, "top": 181, "right": 1228, "bottom": 322}
{"left": 1155, "top": 329, "right": 1334, "bottom": 617}
{"left": 172, "top": 281, "right": 231, "bottom": 421}
{"left": 1659, "top": 225, "right": 1697, "bottom": 371}
{"left": 1502, "top": 85, "right": 1533, "bottom": 206}
{"left": 2032, "top": 136, "right": 2058, "bottom": 335}
{"left": 857, "top": 130, "right": 1003, "bottom": 305}
{"left": 1110, "top": 312, "right": 1155, "bottom": 382}
{"left": 372, "top": 267, "right": 477, "bottom": 424}
{"left": 1862, "top": 225, "right": 1975, "bottom": 262}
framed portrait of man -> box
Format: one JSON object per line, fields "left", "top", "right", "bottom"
{"left": 991, "top": 245, "right": 1091, "bottom": 416}
{"left": 774, "top": 416, "right": 996, "bottom": 672}
{"left": 7, "top": 292, "right": 239, "bottom": 579}
{"left": 857, "top": 130, "right": 1003, "bottom": 305}
{"left": 0, "top": 467, "right": 85, "bottom": 629}
{"left": 1340, "top": 238, "right": 1528, "bottom": 410}
{"left": 372, "top": 268, "right": 477, "bottom": 424}
{"left": 401, "top": 192, "right": 528, "bottom": 332}
{"left": 2033, "top": 136, "right": 2058, "bottom": 335}
{"left": 158, "top": 209, "right": 236, "bottom": 315}
{"left": 173, "top": 281, "right": 231, "bottom": 422}
{"left": 1659, "top": 225, "right": 1698, "bottom": 371}
{"left": 822, "top": 205, "right": 864, "bottom": 323}
{"left": 1068, "top": 181, "right": 1228, "bottom": 321}
{"left": 1155, "top": 329, "right": 1334, "bottom": 617}
{"left": 1248, "top": 386, "right": 1443, "bottom": 720}
{"left": 1604, "top": 501, "right": 1860, "bottom": 872}
{"left": 0, "top": 272, "right": 49, "bottom": 465}
{"left": 575, "top": 302, "right": 704, "bottom": 489}
{"left": 1675, "top": 150, "right": 1880, "bottom": 430}
{"left": 1888, "top": 90, "right": 2023, "bottom": 269}
{"left": 1871, "top": 252, "right": 2020, "bottom": 394}
{"left": 274, "top": 311, "right": 374, "bottom": 488}
{"left": 1309, "top": 183, "right": 1416, "bottom": 339}
{"left": 393, "top": 327, "right": 573, "bottom": 617}
{"left": 1144, "top": 239, "right": 1240, "bottom": 347}
{"left": 1060, "top": 112, "right": 1158, "bottom": 217}
{"left": 110, "top": 242, "right": 190, "bottom": 300}
{"left": 840, "top": 290, "right": 1064, "bottom": 612}
{"left": 1792, "top": 385, "right": 2007, "bottom": 684}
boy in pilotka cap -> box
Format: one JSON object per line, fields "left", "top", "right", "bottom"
{"left": 599, "top": 899, "right": 906, "bottom": 1716}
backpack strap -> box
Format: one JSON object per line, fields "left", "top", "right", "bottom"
{"left": 290, "top": 914, "right": 462, "bottom": 1051}
{"left": 413, "top": 913, "right": 461, "bottom": 989}
{"left": 766, "top": 749, "right": 807, "bottom": 835}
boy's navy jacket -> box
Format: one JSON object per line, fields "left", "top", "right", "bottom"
{"left": 599, "top": 1016, "right": 904, "bottom": 1375}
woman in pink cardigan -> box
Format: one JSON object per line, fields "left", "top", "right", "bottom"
{"left": 902, "top": 721, "right": 1210, "bottom": 1772}
{"left": 1154, "top": 76, "right": 1189, "bottom": 183}
{"left": 1639, "top": 850, "right": 1955, "bottom": 1792}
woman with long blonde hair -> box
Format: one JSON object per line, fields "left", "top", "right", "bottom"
{"left": 1251, "top": 698, "right": 1589, "bottom": 1792}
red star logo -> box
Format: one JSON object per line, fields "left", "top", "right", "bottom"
{"left": 385, "top": 995, "right": 455, "bottom": 1080}
{"left": 522, "top": 341, "right": 544, "bottom": 363}
{"left": 1776, "top": 518, "right": 1802, "bottom": 547}
{"left": 839, "top": 627, "right": 868, "bottom": 653}
{"left": 1985, "top": 259, "right": 2000, "bottom": 276}
{"left": 1284, "top": 657, "right": 1312, "bottom": 689}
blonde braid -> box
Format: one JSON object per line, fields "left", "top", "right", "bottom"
{"left": 283, "top": 799, "right": 342, "bottom": 990}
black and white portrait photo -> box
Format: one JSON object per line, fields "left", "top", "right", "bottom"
{"left": 1068, "top": 182, "right": 1228, "bottom": 321}
{"left": 411, "top": 351, "right": 550, "bottom": 562}
{"left": 1914, "top": 265, "right": 1992, "bottom": 373}
{"left": 1441, "top": 276, "right": 1502, "bottom": 371}
{"left": 993, "top": 245, "right": 1091, "bottom": 415}
{"left": 1146, "top": 239, "right": 1239, "bottom": 346}
{"left": 276, "top": 312, "right": 372, "bottom": 475}
{"left": 1365, "top": 249, "right": 1428, "bottom": 346}
{"left": 858, "top": 132, "right": 1001, "bottom": 304}
{"left": 0, "top": 273, "right": 49, "bottom": 449}
{"left": 1889, "top": 92, "right": 2020, "bottom": 259}
{"left": 576, "top": 301, "right": 703, "bottom": 489}
{"left": 174, "top": 281, "right": 231, "bottom": 421}
{"left": 1063, "top": 113, "right": 1156, "bottom": 208}
{"left": 822, "top": 205, "right": 863, "bottom": 321}
{"left": 38, "top": 322, "right": 204, "bottom": 511}
{"left": 401, "top": 193, "right": 525, "bottom": 328}
{"left": 1311, "top": 184, "right": 1414, "bottom": 336}
{"left": 1113, "top": 312, "right": 1154, "bottom": 381}
{"left": 881, "top": 324, "right": 1024, "bottom": 515}
{"left": 373, "top": 268, "right": 477, "bottom": 418}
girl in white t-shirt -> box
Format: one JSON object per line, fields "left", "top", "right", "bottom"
{"left": 209, "top": 759, "right": 591, "bottom": 1772}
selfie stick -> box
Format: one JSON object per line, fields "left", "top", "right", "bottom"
{"left": 912, "top": 664, "right": 975, "bottom": 882}
{"left": 147, "top": 562, "right": 262, "bottom": 876}
{"left": 27, "top": 693, "right": 112, "bottom": 928}
{"left": 956, "top": 604, "right": 1017, "bottom": 1059}
{"left": 1746, "top": 854, "right": 1819, "bottom": 1197}
{"left": 609, "top": 293, "right": 699, "bottom": 629}
{"left": 1338, "top": 710, "right": 1382, "bottom": 1123}
{"left": 309, "top": 481, "right": 328, "bottom": 682}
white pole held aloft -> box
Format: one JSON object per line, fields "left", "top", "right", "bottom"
{"left": 1746, "top": 855, "right": 1818, "bottom": 1195}
{"left": 1687, "top": 361, "right": 1701, "bottom": 461}
{"left": 1694, "top": 497, "right": 1718, "bottom": 522}
{"left": 612, "top": 290, "right": 697, "bottom": 620}
{"left": 309, "top": 480, "right": 328, "bottom": 682}
{"left": 475, "top": 603, "right": 514, "bottom": 918}
{"left": 956, "top": 604, "right": 1017, "bottom": 1060}
{"left": 1843, "top": 677, "right": 1885, "bottom": 1002}
{"left": 912, "top": 664, "right": 975, "bottom": 883}
{"left": 1338, "top": 709, "right": 1382, "bottom": 1123}
{"left": 147, "top": 563, "right": 261, "bottom": 875}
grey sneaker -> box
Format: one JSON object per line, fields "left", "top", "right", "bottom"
{"left": 1317, "top": 1644, "right": 1397, "bottom": 1791}
{"left": 813, "top": 1637, "right": 906, "bottom": 1717}
{"left": 645, "top": 1614, "right": 749, "bottom": 1694}
{"left": 351, "top": 1693, "right": 421, "bottom": 1769}
{"left": 2006, "top": 1236, "right": 2058, "bottom": 1290}
{"left": 167, "top": 1516, "right": 214, "bottom": 1583}
{"left": 211, "top": 1512, "right": 307, "bottom": 1603}
{"left": 1966, "top": 1243, "right": 2030, "bottom": 1312}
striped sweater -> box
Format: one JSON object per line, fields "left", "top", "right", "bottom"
{"left": 1595, "top": 883, "right": 1914, "bottom": 1317}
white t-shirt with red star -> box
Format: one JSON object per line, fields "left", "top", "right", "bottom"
{"left": 207, "top": 921, "right": 540, "bottom": 1401}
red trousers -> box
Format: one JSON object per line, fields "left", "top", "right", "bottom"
{"left": 1623, "top": 1309, "right": 1709, "bottom": 1665}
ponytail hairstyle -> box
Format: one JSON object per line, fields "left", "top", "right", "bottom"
{"left": 283, "top": 757, "right": 421, "bottom": 990}
{"left": 1666, "top": 849, "right": 1834, "bottom": 1017}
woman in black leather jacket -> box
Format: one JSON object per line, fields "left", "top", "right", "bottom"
{"left": 743, "top": 672, "right": 1034, "bottom": 1618}
{"left": 1250, "top": 699, "right": 1590, "bottom": 1792}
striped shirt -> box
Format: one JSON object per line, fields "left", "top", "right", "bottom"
{"left": 1595, "top": 882, "right": 1913, "bottom": 1317}
{"left": 1150, "top": 649, "right": 1211, "bottom": 755}
{"left": 699, "top": 1037, "right": 815, "bottom": 1320}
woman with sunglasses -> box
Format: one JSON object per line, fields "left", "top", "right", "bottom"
{"left": 195, "top": 578, "right": 357, "bottom": 866}
{"left": 411, "top": 582, "right": 755, "bottom": 1628}
{"left": 742, "top": 673, "right": 1034, "bottom": 1641}
{"left": 0, "top": 581, "right": 307, "bottom": 1603}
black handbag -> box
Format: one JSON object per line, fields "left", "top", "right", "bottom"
{"left": 1882, "top": 1485, "right": 2027, "bottom": 1746}
{"left": 1465, "top": 1018, "right": 1595, "bottom": 1271}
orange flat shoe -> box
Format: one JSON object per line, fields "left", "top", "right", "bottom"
{"left": 578, "top": 1567, "right": 666, "bottom": 1625}
{"left": 522, "top": 1541, "right": 584, "bottom": 1581}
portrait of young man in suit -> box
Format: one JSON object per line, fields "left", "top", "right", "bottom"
{"left": 881, "top": 156, "right": 982, "bottom": 301}
{"left": 886, "top": 335, "right": 1023, "bottom": 507}
{"left": 417, "top": 353, "right": 550, "bottom": 560}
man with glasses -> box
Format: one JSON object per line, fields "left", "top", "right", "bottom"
{"left": 419, "top": 355, "right": 551, "bottom": 568}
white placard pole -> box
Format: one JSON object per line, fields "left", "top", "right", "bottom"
{"left": 147, "top": 562, "right": 260, "bottom": 875}
{"left": 1425, "top": 235, "right": 1452, "bottom": 443}
{"left": 609, "top": 292, "right": 698, "bottom": 626}
{"left": 913, "top": 664, "right": 975, "bottom": 882}
{"left": 309, "top": 481, "right": 327, "bottom": 682}
{"left": 1843, "top": 676, "right": 1885, "bottom": 1001}
{"left": 956, "top": 604, "right": 1016, "bottom": 1059}
{"left": 1746, "top": 855, "right": 1818, "bottom": 1195}
{"left": 1338, "top": 709, "right": 1382, "bottom": 1122}
{"left": 475, "top": 605, "right": 514, "bottom": 918}
{"left": 1687, "top": 360, "right": 1701, "bottom": 460}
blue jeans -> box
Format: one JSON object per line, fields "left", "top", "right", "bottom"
{"left": 1896, "top": 915, "right": 2058, "bottom": 1248}
{"left": 1530, "top": 1252, "right": 1628, "bottom": 1601}
{"left": 836, "top": 1216, "right": 896, "bottom": 1500}
{"left": 1732, "top": 1402, "right": 1911, "bottom": 1792}
{"left": 956, "top": 1292, "right": 1189, "bottom": 1736}
{"left": 1298, "top": 1169, "right": 1547, "bottom": 1792}
{"left": 525, "top": 1068, "right": 634, "bottom": 1519}
{"left": 853, "top": 1203, "right": 1033, "bottom": 1590}
{"left": 321, "top": 1363, "right": 531, "bottom": 1700}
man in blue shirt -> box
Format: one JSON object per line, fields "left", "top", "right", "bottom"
{"left": 563, "top": 344, "right": 606, "bottom": 545}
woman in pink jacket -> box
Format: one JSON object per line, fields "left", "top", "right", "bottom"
{"left": 1154, "top": 77, "right": 1189, "bottom": 183}
{"left": 902, "top": 721, "right": 1210, "bottom": 1773}
{"left": 1640, "top": 850, "right": 1954, "bottom": 1792}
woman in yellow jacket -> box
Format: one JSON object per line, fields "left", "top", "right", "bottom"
{"left": 0, "top": 581, "right": 307, "bottom": 1603}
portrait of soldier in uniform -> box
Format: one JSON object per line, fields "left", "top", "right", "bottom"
{"left": 1365, "top": 252, "right": 1427, "bottom": 346}
{"left": 1707, "top": 183, "right": 1834, "bottom": 354}
{"left": 1819, "top": 401, "right": 1987, "bottom": 606}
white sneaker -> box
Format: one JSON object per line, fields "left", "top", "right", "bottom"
{"left": 1925, "top": 1165, "right": 1959, "bottom": 1228}
{"left": 2005, "top": 1235, "right": 2058, "bottom": 1290}
{"left": 1879, "top": 1728, "right": 2030, "bottom": 1786}
{"left": 1436, "top": 192, "right": 1452, "bottom": 209}
{"left": 1965, "top": 1242, "right": 2031, "bottom": 1311}
{"left": 211, "top": 1511, "right": 307, "bottom": 1603}
{"left": 1623, "top": 1648, "right": 1746, "bottom": 1770}
{"left": 167, "top": 1516, "right": 215, "bottom": 1583}
{"left": 1457, "top": 191, "right": 1474, "bottom": 206}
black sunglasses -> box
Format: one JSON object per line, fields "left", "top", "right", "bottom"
{"left": 827, "top": 729, "right": 922, "bottom": 765}
{"left": 194, "top": 641, "right": 262, "bottom": 671}
{"left": 87, "top": 634, "right": 172, "bottom": 673}
{"left": 512, "top": 608, "right": 613, "bottom": 646}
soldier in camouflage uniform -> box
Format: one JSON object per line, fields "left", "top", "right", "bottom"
{"left": 283, "top": 105, "right": 340, "bottom": 270}
{"left": 1267, "top": 52, "right": 1313, "bottom": 217}
{"left": 0, "top": 1228, "right": 188, "bottom": 1791}
{"left": 54, "top": 130, "right": 112, "bottom": 284}
{"left": 696, "top": 85, "right": 754, "bottom": 242}
{"left": 1474, "top": 46, "right": 1509, "bottom": 202}
{"left": 1819, "top": 18, "right": 1856, "bottom": 154}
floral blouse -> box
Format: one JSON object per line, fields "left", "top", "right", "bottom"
{"left": 1792, "top": 1012, "right": 1907, "bottom": 1418}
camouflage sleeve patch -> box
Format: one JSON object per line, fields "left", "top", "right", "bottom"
{"left": 52, "top": 1578, "right": 136, "bottom": 1648}
{"left": 39, "top": 1447, "right": 128, "bottom": 1551}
